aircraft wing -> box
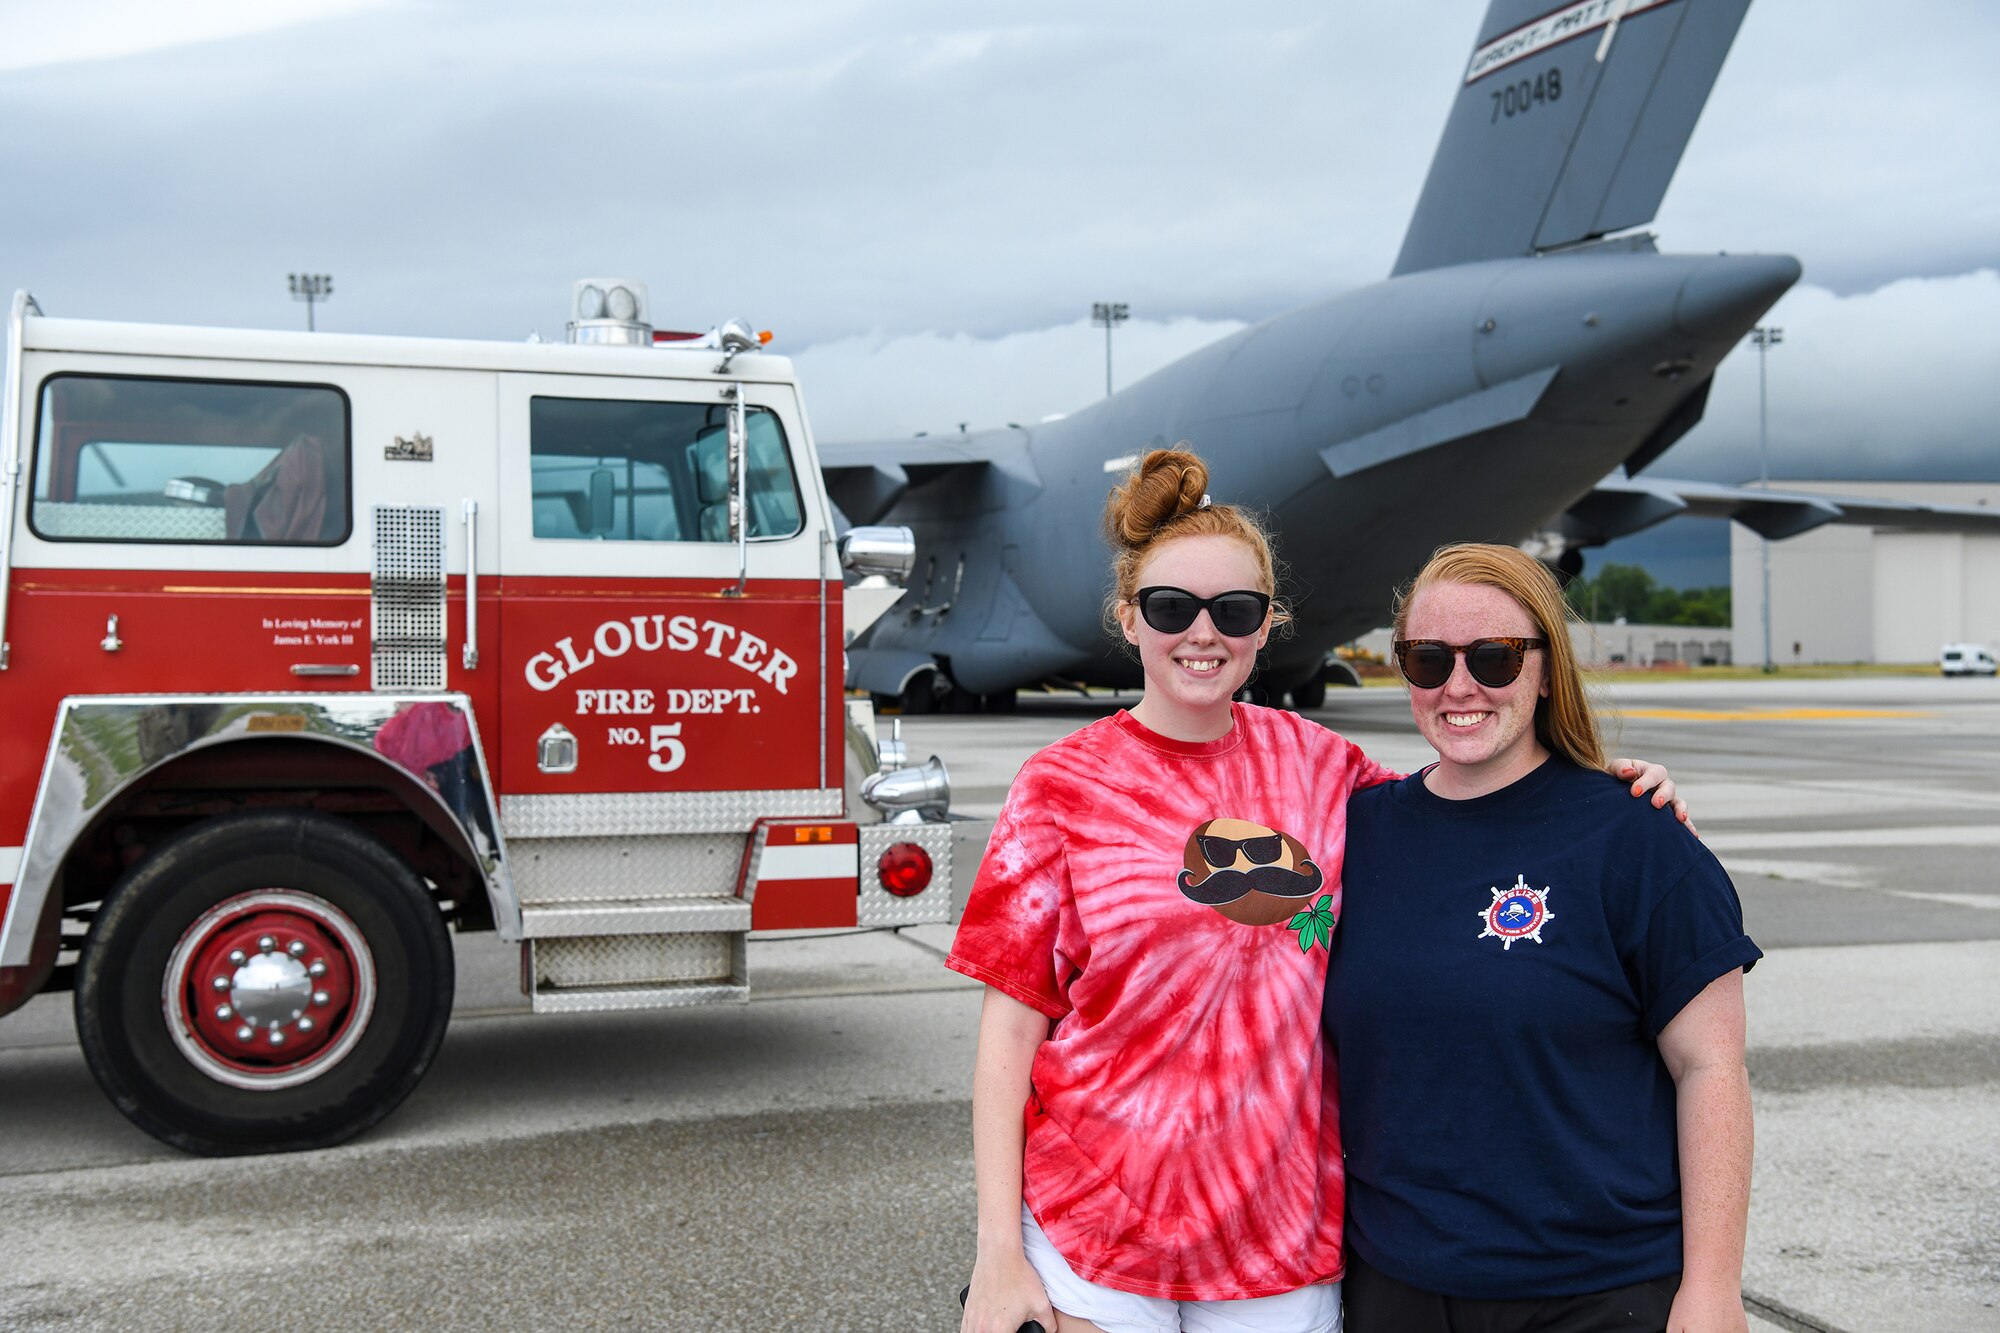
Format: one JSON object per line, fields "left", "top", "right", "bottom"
{"left": 817, "top": 436, "right": 1004, "bottom": 526}
{"left": 1562, "top": 475, "right": 2000, "bottom": 545}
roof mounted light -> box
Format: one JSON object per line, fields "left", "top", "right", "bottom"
{"left": 715, "top": 318, "right": 771, "bottom": 372}
{"left": 566, "top": 278, "right": 652, "bottom": 345}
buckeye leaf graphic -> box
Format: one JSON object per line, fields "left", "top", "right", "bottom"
{"left": 1289, "top": 895, "right": 1336, "bottom": 952}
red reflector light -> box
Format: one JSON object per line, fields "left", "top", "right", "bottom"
{"left": 877, "top": 842, "right": 933, "bottom": 897}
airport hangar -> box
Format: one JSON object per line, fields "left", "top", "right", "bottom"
{"left": 1730, "top": 480, "right": 2000, "bottom": 666}
{"left": 1346, "top": 478, "right": 1997, "bottom": 671}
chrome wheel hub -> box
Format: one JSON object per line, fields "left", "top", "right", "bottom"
{"left": 164, "top": 889, "right": 377, "bottom": 1091}
{"left": 228, "top": 951, "right": 315, "bottom": 1030}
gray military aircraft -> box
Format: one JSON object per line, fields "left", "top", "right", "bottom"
{"left": 825, "top": 0, "right": 2000, "bottom": 711}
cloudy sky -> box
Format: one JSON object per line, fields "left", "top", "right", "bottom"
{"left": 5, "top": 0, "right": 1996, "bottom": 585}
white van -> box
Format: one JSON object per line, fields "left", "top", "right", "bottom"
{"left": 1939, "top": 644, "right": 1998, "bottom": 676}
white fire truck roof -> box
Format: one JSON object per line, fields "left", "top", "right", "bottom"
{"left": 20, "top": 314, "right": 802, "bottom": 384}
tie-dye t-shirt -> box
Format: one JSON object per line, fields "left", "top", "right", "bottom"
{"left": 946, "top": 704, "right": 1395, "bottom": 1300}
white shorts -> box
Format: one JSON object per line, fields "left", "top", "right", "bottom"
{"left": 1019, "top": 1203, "right": 1342, "bottom": 1333}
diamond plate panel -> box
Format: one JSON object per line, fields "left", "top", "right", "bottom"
{"left": 33, "top": 502, "right": 228, "bottom": 541}
{"left": 521, "top": 895, "right": 750, "bottom": 938}
{"left": 372, "top": 505, "right": 446, "bottom": 691}
{"left": 858, "top": 822, "right": 955, "bottom": 928}
{"left": 510, "top": 834, "right": 745, "bottom": 905}
{"left": 533, "top": 932, "right": 740, "bottom": 988}
{"left": 501, "top": 787, "right": 842, "bottom": 839}
{"left": 743, "top": 824, "right": 771, "bottom": 886}
{"left": 529, "top": 982, "right": 749, "bottom": 1014}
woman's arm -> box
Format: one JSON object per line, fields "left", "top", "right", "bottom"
{"left": 1656, "top": 968, "right": 1753, "bottom": 1333}
{"left": 963, "top": 986, "right": 1060, "bottom": 1333}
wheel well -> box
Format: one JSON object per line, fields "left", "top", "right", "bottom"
{"left": 52, "top": 738, "right": 491, "bottom": 987}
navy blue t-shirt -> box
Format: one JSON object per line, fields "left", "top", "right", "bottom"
{"left": 1325, "top": 757, "right": 1760, "bottom": 1300}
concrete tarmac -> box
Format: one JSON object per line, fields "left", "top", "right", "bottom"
{"left": 2, "top": 677, "right": 1996, "bottom": 1330}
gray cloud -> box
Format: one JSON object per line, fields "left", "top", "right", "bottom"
{"left": 3, "top": 0, "right": 1994, "bottom": 513}
{"left": 1644, "top": 271, "right": 2000, "bottom": 484}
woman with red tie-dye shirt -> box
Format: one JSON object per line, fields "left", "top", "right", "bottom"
{"left": 949, "top": 449, "right": 1682, "bottom": 1333}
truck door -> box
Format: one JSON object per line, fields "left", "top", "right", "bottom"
{"left": 493, "top": 373, "right": 838, "bottom": 809}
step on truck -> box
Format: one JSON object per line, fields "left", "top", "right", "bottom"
{"left": 0, "top": 281, "right": 955, "bottom": 1154}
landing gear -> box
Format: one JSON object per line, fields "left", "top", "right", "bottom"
{"left": 74, "top": 812, "right": 454, "bottom": 1155}
{"left": 898, "top": 672, "right": 940, "bottom": 715}
{"left": 888, "top": 669, "right": 1016, "bottom": 714}
{"left": 1287, "top": 676, "right": 1328, "bottom": 711}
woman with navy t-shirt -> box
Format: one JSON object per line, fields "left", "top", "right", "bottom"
{"left": 1326, "top": 543, "right": 1760, "bottom": 1333}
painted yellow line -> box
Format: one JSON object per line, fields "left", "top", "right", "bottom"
{"left": 1618, "top": 707, "right": 1930, "bottom": 721}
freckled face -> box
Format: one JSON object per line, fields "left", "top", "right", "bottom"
{"left": 1402, "top": 580, "right": 1549, "bottom": 791}
{"left": 1118, "top": 534, "right": 1271, "bottom": 733}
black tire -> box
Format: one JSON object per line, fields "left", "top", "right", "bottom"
{"left": 74, "top": 811, "right": 454, "bottom": 1156}
{"left": 1288, "top": 676, "right": 1328, "bottom": 711}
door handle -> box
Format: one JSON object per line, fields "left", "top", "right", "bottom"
{"left": 462, "top": 498, "right": 479, "bottom": 670}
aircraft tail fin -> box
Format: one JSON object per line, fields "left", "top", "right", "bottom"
{"left": 1391, "top": 0, "right": 1752, "bottom": 277}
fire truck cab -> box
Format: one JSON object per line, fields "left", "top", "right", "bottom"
{"left": 0, "top": 282, "right": 955, "bottom": 1155}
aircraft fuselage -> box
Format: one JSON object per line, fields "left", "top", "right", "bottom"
{"left": 859, "top": 247, "right": 1798, "bottom": 695}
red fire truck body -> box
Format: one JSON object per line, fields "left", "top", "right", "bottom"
{"left": 0, "top": 284, "right": 953, "bottom": 1154}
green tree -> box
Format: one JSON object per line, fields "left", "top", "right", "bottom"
{"left": 1566, "top": 563, "right": 1730, "bottom": 627}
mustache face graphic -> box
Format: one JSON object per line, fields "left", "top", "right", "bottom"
{"left": 1178, "top": 858, "right": 1324, "bottom": 906}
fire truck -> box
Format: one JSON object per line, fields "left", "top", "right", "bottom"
{"left": 0, "top": 281, "right": 956, "bottom": 1155}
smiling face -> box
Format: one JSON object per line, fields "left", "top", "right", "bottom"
{"left": 1402, "top": 579, "right": 1551, "bottom": 798}
{"left": 1117, "top": 533, "right": 1271, "bottom": 741}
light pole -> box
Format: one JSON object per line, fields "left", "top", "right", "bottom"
{"left": 1091, "top": 302, "right": 1128, "bottom": 398}
{"left": 1751, "top": 325, "right": 1783, "bottom": 672}
{"left": 289, "top": 273, "right": 334, "bottom": 332}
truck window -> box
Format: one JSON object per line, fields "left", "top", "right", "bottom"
{"left": 29, "top": 374, "right": 351, "bottom": 545}
{"left": 528, "top": 396, "right": 803, "bottom": 543}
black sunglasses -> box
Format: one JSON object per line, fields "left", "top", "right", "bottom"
{"left": 1132, "top": 586, "right": 1272, "bottom": 638}
{"left": 1393, "top": 637, "right": 1547, "bottom": 690}
{"left": 1197, "top": 833, "right": 1284, "bottom": 867}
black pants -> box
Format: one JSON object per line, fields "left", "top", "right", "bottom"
{"left": 1343, "top": 1251, "right": 1679, "bottom": 1333}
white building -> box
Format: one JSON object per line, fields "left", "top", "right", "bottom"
{"left": 1731, "top": 480, "right": 2000, "bottom": 665}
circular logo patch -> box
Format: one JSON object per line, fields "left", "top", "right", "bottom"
{"left": 1476, "top": 873, "right": 1553, "bottom": 950}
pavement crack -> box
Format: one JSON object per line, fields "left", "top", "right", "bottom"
{"left": 1743, "top": 1287, "right": 1854, "bottom": 1333}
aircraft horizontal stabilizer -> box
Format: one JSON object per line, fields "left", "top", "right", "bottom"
{"left": 1564, "top": 475, "right": 2000, "bottom": 545}
{"left": 819, "top": 437, "right": 1001, "bottom": 525}
{"left": 822, "top": 462, "right": 912, "bottom": 527}
{"left": 1319, "top": 367, "right": 1558, "bottom": 478}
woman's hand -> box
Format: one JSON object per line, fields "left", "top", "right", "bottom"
{"left": 1665, "top": 1275, "right": 1749, "bottom": 1332}
{"left": 961, "top": 1248, "right": 1057, "bottom": 1333}
{"left": 1610, "top": 756, "right": 1697, "bottom": 838}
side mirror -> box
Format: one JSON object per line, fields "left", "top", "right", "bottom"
{"left": 587, "top": 468, "right": 616, "bottom": 535}
{"left": 839, "top": 525, "right": 917, "bottom": 585}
